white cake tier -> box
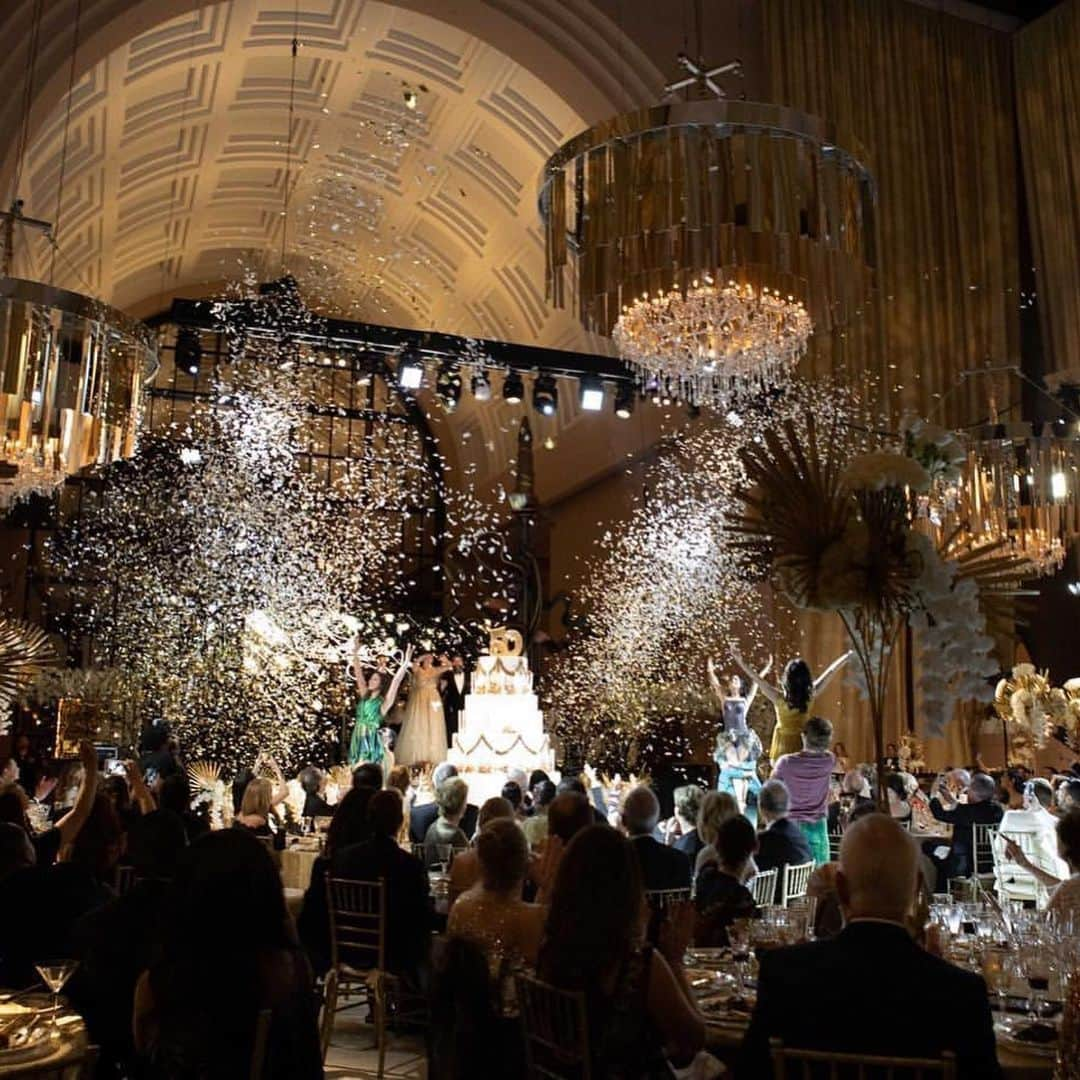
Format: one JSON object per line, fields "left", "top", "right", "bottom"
{"left": 472, "top": 654, "right": 533, "bottom": 695}
{"left": 459, "top": 694, "right": 544, "bottom": 745}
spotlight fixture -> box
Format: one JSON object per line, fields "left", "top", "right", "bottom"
{"left": 436, "top": 361, "right": 462, "bottom": 412}
{"left": 503, "top": 370, "right": 524, "bottom": 405}
{"left": 472, "top": 370, "right": 492, "bottom": 401}
{"left": 175, "top": 327, "right": 202, "bottom": 377}
{"left": 579, "top": 377, "right": 604, "bottom": 412}
{"left": 397, "top": 344, "right": 424, "bottom": 390}
{"left": 614, "top": 384, "right": 635, "bottom": 419}
{"left": 533, "top": 374, "right": 558, "bottom": 417}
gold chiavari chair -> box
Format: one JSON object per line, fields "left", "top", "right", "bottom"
{"left": 769, "top": 1040, "right": 956, "bottom": 1079}
{"left": 643, "top": 887, "right": 692, "bottom": 912}
{"left": 515, "top": 973, "right": 592, "bottom": 1080}
{"left": 781, "top": 861, "right": 815, "bottom": 907}
{"left": 749, "top": 868, "right": 779, "bottom": 907}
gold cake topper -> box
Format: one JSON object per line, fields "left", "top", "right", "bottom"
{"left": 488, "top": 626, "right": 523, "bottom": 657}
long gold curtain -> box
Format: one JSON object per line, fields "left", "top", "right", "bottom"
{"left": 761, "top": 0, "right": 1021, "bottom": 768}
{"left": 1016, "top": 0, "right": 1080, "bottom": 377}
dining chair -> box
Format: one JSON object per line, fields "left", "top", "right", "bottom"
{"left": 515, "top": 973, "right": 592, "bottom": 1080}
{"left": 780, "top": 861, "right": 814, "bottom": 907}
{"left": 749, "top": 868, "right": 779, "bottom": 907}
{"left": 769, "top": 1040, "right": 956, "bottom": 1078}
{"left": 644, "top": 887, "right": 692, "bottom": 912}
{"left": 323, "top": 876, "right": 388, "bottom": 1074}
{"left": 827, "top": 829, "right": 843, "bottom": 861}
{"left": 972, "top": 823, "right": 998, "bottom": 881}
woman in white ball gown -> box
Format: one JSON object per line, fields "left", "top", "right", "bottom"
{"left": 396, "top": 653, "right": 454, "bottom": 766}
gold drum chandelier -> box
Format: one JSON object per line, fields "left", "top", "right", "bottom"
{"left": 540, "top": 101, "right": 876, "bottom": 407}
{"left": 0, "top": 277, "right": 158, "bottom": 507}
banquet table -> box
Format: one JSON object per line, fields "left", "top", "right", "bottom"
{"left": 0, "top": 998, "right": 89, "bottom": 1077}
{"left": 688, "top": 953, "right": 1055, "bottom": 1078}
{"left": 280, "top": 839, "right": 321, "bottom": 891}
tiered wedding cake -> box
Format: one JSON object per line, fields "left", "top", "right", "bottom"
{"left": 448, "top": 631, "right": 555, "bottom": 802}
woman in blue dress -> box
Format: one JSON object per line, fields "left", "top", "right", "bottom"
{"left": 708, "top": 656, "right": 770, "bottom": 826}
{"left": 348, "top": 643, "right": 412, "bottom": 768}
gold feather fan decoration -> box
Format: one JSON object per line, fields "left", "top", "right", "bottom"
{"left": 0, "top": 618, "right": 57, "bottom": 727}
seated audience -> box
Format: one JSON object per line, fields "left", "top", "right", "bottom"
{"left": 694, "top": 816, "right": 759, "bottom": 946}
{"left": 351, "top": 761, "right": 384, "bottom": 791}
{"left": 70, "top": 810, "right": 188, "bottom": 1073}
{"left": 546, "top": 791, "right": 596, "bottom": 847}
{"left": 841, "top": 768, "right": 875, "bottom": 816}
{"left": 410, "top": 763, "right": 478, "bottom": 842}
{"left": 1047, "top": 809, "right": 1080, "bottom": 923}
{"left": 423, "top": 776, "right": 470, "bottom": 864}
{"left": 670, "top": 784, "right": 705, "bottom": 862}
{"left": 770, "top": 717, "right": 835, "bottom": 864}
{"left": 333, "top": 789, "right": 432, "bottom": 980}
{"left": 886, "top": 772, "right": 912, "bottom": 823}
{"left": 1058, "top": 778, "right": 1080, "bottom": 812}
{"left": 134, "top": 830, "right": 321, "bottom": 1078}
{"left": 298, "top": 766, "right": 333, "bottom": 818}
{"left": 754, "top": 779, "right": 812, "bottom": 901}
{"left": 998, "top": 777, "right": 1069, "bottom": 884}
{"left": 622, "top": 785, "right": 691, "bottom": 892}
{"left": 923, "top": 771, "right": 1003, "bottom": 891}
{"left": 448, "top": 817, "right": 545, "bottom": 971}
{"left": 158, "top": 773, "right": 210, "bottom": 843}
{"left": 449, "top": 797, "right": 514, "bottom": 905}
{"left": 386, "top": 763, "right": 414, "bottom": 844}
{"left": 556, "top": 775, "right": 607, "bottom": 826}
{"left": 0, "top": 821, "right": 34, "bottom": 882}
{"left": 501, "top": 780, "right": 524, "bottom": 818}
{"left": 805, "top": 861, "right": 844, "bottom": 940}
{"left": 234, "top": 777, "right": 277, "bottom": 839}
{"left": 694, "top": 790, "right": 740, "bottom": 874}
{"left": 539, "top": 826, "right": 705, "bottom": 1074}
{"left": 0, "top": 738, "right": 98, "bottom": 866}
{"left": 739, "top": 814, "right": 1001, "bottom": 1078}
{"left": 522, "top": 779, "right": 557, "bottom": 849}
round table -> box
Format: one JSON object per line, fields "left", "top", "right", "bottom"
{"left": 0, "top": 1001, "right": 89, "bottom": 1078}
{"left": 280, "top": 843, "right": 321, "bottom": 891}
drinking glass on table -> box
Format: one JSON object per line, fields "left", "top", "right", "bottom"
{"left": 35, "top": 960, "right": 78, "bottom": 1030}
{"left": 981, "top": 947, "right": 1009, "bottom": 1014}
{"left": 728, "top": 919, "right": 751, "bottom": 995}
{"left": 1022, "top": 944, "right": 1052, "bottom": 1021}
{"left": 434, "top": 843, "right": 453, "bottom": 874}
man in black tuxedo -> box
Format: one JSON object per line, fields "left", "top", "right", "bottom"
{"left": 438, "top": 653, "right": 469, "bottom": 744}
{"left": 298, "top": 766, "right": 333, "bottom": 819}
{"left": 334, "top": 789, "right": 433, "bottom": 980}
{"left": 755, "top": 779, "right": 812, "bottom": 901}
{"left": 923, "top": 771, "right": 1004, "bottom": 891}
{"left": 409, "top": 763, "right": 479, "bottom": 843}
{"left": 622, "top": 785, "right": 691, "bottom": 891}
{"left": 739, "top": 814, "right": 1001, "bottom": 1078}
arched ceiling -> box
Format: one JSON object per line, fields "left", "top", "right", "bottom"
{"left": 9, "top": 0, "right": 647, "bottom": 349}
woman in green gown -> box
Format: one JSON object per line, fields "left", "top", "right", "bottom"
{"left": 348, "top": 643, "right": 412, "bottom": 768}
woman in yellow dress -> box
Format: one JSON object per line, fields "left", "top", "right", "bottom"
{"left": 731, "top": 649, "right": 851, "bottom": 762}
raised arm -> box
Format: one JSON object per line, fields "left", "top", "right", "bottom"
{"left": 745, "top": 656, "right": 773, "bottom": 709}
{"left": 264, "top": 756, "right": 289, "bottom": 806}
{"left": 813, "top": 650, "right": 852, "bottom": 694}
{"left": 732, "top": 648, "right": 781, "bottom": 706}
{"left": 125, "top": 760, "right": 157, "bottom": 815}
{"left": 381, "top": 645, "right": 413, "bottom": 718}
{"left": 55, "top": 740, "right": 100, "bottom": 848}
{"left": 706, "top": 657, "right": 723, "bottom": 702}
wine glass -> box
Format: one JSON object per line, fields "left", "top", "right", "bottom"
{"left": 728, "top": 919, "right": 751, "bottom": 996}
{"left": 1022, "top": 944, "right": 1051, "bottom": 1022}
{"left": 981, "top": 947, "right": 1009, "bottom": 1015}
{"left": 435, "top": 843, "right": 452, "bottom": 875}
{"left": 35, "top": 960, "right": 77, "bottom": 1028}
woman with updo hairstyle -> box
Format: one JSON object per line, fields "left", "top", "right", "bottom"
{"left": 732, "top": 648, "right": 852, "bottom": 762}
{"left": 447, "top": 816, "right": 545, "bottom": 970}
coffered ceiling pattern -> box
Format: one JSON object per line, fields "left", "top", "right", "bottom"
{"left": 13, "top": 0, "right": 603, "bottom": 350}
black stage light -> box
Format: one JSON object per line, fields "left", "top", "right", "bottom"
{"left": 533, "top": 373, "right": 558, "bottom": 416}
{"left": 472, "top": 369, "right": 492, "bottom": 401}
{"left": 579, "top": 376, "right": 604, "bottom": 412}
{"left": 502, "top": 369, "right": 524, "bottom": 404}
{"left": 397, "top": 343, "right": 424, "bottom": 390}
{"left": 436, "top": 361, "right": 462, "bottom": 412}
{"left": 614, "top": 383, "right": 635, "bottom": 419}
{"left": 175, "top": 327, "right": 202, "bottom": 377}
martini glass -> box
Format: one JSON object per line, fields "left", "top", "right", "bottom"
{"left": 35, "top": 960, "right": 77, "bottom": 1031}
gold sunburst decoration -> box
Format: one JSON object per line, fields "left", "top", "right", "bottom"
{"left": 0, "top": 617, "right": 57, "bottom": 727}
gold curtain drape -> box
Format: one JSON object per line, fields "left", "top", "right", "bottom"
{"left": 1016, "top": 0, "right": 1080, "bottom": 378}
{"left": 761, "top": 0, "right": 1022, "bottom": 769}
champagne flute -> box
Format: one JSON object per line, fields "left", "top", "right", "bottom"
{"left": 35, "top": 960, "right": 77, "bottom": 1029}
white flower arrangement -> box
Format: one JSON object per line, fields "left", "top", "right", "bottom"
{"left": 842, "top": 452, "right": 930, "bottom": 494}
{"left": 902, "top": 416, "right": 967, "bottom": 485}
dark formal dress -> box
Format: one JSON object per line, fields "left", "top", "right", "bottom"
{"left": 631, "top": 834, "right": 692, "bottom": 892}
{"left": 334, "top": 834, "right": 433, "bottom": 979}
{"left": 673, "top": 828, "right": 705, "bottom": 863}
{"left": 439, "top": 669, "right": 470, "bottom": 742}
{"left": 301, "top": 792, "right": 333, "bottom": 819}
{"left": 924, "top": 797, "right": 1004, "bottom": 889}
{"left": 693, "top": 867, "right": 758, "bottom": 947}
{"left": 738, "top": 921, "right": 1002, "bottom": 1078}
{"left": 409, "top": 800, "right": 479, "bottom": 844}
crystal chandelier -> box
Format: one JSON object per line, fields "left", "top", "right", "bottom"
{"left": 540, "top": 101, "right": 876, "bottom": 407}
{"left": 611, "top": 279, "right": 813, "bottom": 407}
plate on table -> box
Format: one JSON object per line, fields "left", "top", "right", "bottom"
{"left": 685, "top": 948, "right": 729, "bottom": 967}
{"left": 996, "top": 1015, "right": 1059, "bottom": 1058}
{"left": 696, "top": 988, "right": 755, "bottom": 1023}
{"left": 0, "top": 1016, "right": 54, "bottom": 1066}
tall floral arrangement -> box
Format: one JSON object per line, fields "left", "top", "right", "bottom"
{"left": 992, "top": 663, "right": 1080, "bottom": 768}
{"left": 732, "top": 415, "right": 1026, "bottom": 802}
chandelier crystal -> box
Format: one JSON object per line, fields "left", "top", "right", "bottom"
{"left": 540, "top": 101, "right": 875, "bottom": 408}
{"left": 611, "top": 279, "right": 813, "bottom": 407}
